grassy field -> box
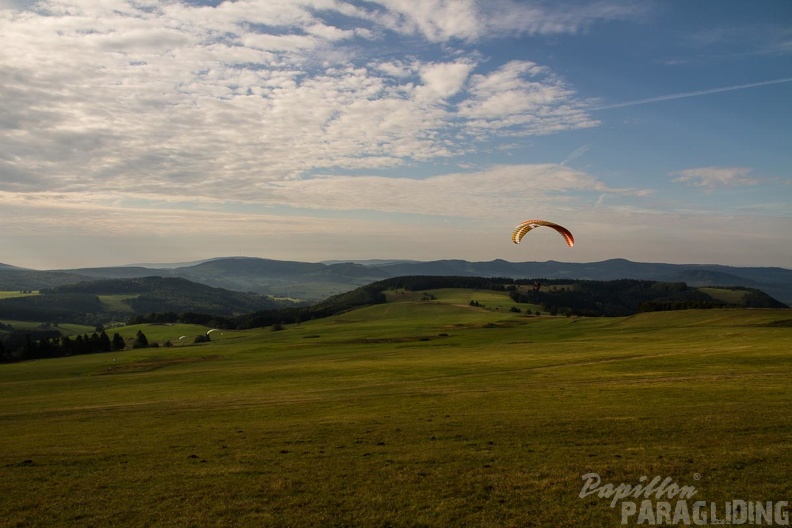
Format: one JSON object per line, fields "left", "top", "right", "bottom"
{"left": 0, "top": 299, "right": 790, "bottom": 527}
{"left": 0, "top": 291, "right": 39, "bottom": 299}
{"left": 698, "top": 287, "right": 752, "bottom": 305}
{"left": 98, "top": 295, "right": 138, "bottom": 314}
{"left": 385, "top": 288, "right": 542, "bottom": 313}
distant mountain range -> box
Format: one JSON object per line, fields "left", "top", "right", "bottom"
{"left": 1, "top": 257, "right": 790, "bottom": 305}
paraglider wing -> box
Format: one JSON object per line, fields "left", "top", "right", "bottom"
{"left": 511, "top": 219, "right": 574, "bottom": 247}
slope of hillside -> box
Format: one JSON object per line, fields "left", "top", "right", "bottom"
{"left": 1, "top": 305, "right": 789, "bottom": 526}
{"left": 0, "top": 277, "right": 298, "bottom": 326}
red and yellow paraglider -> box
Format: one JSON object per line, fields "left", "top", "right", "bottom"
{"left": 511, "top": 219, "right": 574, "bottom": 247}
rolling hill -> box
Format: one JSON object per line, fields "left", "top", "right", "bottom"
{"left": 3, "top": 274, "right": 786, "bottom": 364}
{"left": 127, "top": 276, "right": 787, "bottom": 333}
{"left": 0, "top": 276, "right": 300, "bottom": 327}
{"left": 1, "top": 256, "right": 790, "bottom": 305}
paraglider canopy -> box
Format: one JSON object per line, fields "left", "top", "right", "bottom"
{"left": 512, "top": 219, "right": 574, "bottom": 247}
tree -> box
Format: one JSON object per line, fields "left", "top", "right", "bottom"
{"left": 89, "top": 332, "right": 102, "bottom": 353}
{"left": 22, "top": 334, "right": 33, "bottom": 360}
{"left": 61, "top": 335, "right": 73, "bottom": 355}
{"left": 99, "top": 331, "right": 112, "bottom": 352}
{"left": 74, "top": 334, "right": 86, "bottom": 355}
{"left": 112, "top": 332, "right": 126, "bottom": 351}
{"left": 132, "top": 330, "right": 149, "bottom": 349}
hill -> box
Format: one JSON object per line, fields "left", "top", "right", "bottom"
{"left": 1, "top": 256, "right": 791, "bottom": 305}
{"left": 176, "top": 258, "right": 389, "bottom": 297}
{"left": 505, "top": 278, "right": 786, "bottom": 316}
{"left": 119, "top": 276, "right": 785, "bottom": 334}
{"left": 3, "top": 274, "right": 787, "bottom": 362}
{"left": 0, "top": 267, "right": 94, "bottom": 290}
{"left": 373, "top": 258, "right": 792, "bottom": 305}
{"left": 0, "top": 276, "right": 299, "bottom": 327}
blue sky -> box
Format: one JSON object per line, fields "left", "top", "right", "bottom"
{"left": 1, "top": 0, "right": 790, "bottom": 269}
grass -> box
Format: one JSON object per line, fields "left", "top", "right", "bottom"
{"left": 0, "top": 291, "right": 40, "bottom": 300}
{"left": 698, "top": 287, "right": 752, "bottom": 304}
{"left": 0, "top": 300, "right": 790, "bottom": 527}
{"left": 386, "top": 287, "right": 542, "bottom": 314}
{"left": 98, "top": 294, "right": 138, "bottom": 313}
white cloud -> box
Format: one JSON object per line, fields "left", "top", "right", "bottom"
{"left": 242, "top": 32, "right": 317, "bottom": 51}
{"left": 671, "top": 167, "right": 760, "bottom": 188}
{"left": 459, "top": 61, "right": 597, "bottom": 134}
{"left": 262, "top": 163, "right": 640, "bottom": 218}
{"left": 417, "top": 60, "right": 475, "bottom": 101}
{"left": 375, "top": 0, "right": 482, "bottom": 42}
{"left": 0, "top": 1, "right": 606, "bottom": 204}
{"left": 373, "top": 0, "right": 645, "bottom": 42}
{"left": 0, "top": 162, "right": 642, "bottom": 227}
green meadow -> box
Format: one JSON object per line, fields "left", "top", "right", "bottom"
{"left": 1, "top": 297, "right": 790, "bottom": 527}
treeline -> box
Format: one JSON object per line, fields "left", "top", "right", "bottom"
{"left": 639, "top": 287, "right": 787, "bottom": 312}
{"left": 1, "top": 329, "right": 124, "bottom": 362}
{"left": 0, "top": 327, "right": 162, "bottom": 362}
{"left": 507, "top": 279, "right": 760, "bottom": 317}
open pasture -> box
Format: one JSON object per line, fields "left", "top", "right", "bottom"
{"left": 385, "top": 287, "right": 540, "bottom": 314}
{"left": 97, "top": 295, "right": 138, "bottom": 314}
{"left": 0, "top": 303, "right": 790, "bottom": 527}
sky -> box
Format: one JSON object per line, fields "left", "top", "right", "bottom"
{"left": 1, "top": 0, "right": 791, "bottom": 270}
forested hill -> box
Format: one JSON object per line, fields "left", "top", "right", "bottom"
{"left": 504, "top": 278, "right": 787, "bottom": 316}
{"left": 2, "top": 276, "right": 786, "bottom": 362}
{"left": 207, "top": 276, "right": 787, "bottom": 330}
{"left": 0, "top": 277, "right": 298, "bottom": 326}
{"left": 3, "top": 257, "right": 791, "bottom": 305}
{"left": 1, "top": 274, "right": 786, "bottom": 332}
{"left": 368, "top": 276, "right": 787, "bottom": 316}
{"left": 40, "top": 277, "right": 296, "bottom": 316}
